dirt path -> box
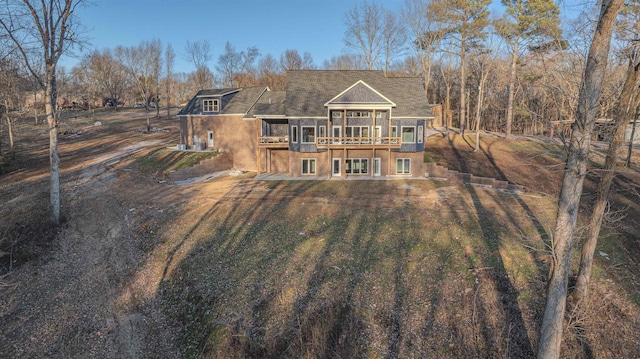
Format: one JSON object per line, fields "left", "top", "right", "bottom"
{"left": 0, "top": 138, "right": 185, "bottom": 358}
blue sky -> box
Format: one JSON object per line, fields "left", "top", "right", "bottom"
{"left": 62, "top": 0, "right": 589, "bottom": 74}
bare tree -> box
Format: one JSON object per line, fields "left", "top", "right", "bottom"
{"left": 117, "top": 39, "right": 163, "bottom": 131}
{"left": 279, "top": 49, "right": 316, "bottom": 71}
{"left": 402, "top": 0, "right": 444, "bottom": 102}
{"left": 258, "top": 54, "right": 286, "bottom": 90}
{"left": 165, "top": 43, "right": 175, "bottom": 118}
{"left": 381, "top": 8, "right": 407, "bottom": 75}
{"left": 84, "top": 49, "right": 128, "bottom": 109}
{"left": 322, "top": 54, "right": 367, "bottom": 70}
{"left": 537, "top": 0, "right": 625, "bottom": 357}
{"left": 217, "top": 41, "right": 242, "bottom": 87}
{"left": 573, "top": 1, "right": 640, "bottom": 306}
{"left": 217, "top": 42, "right": 260, "bottom": 88}
{"left": 344, "top": 1, "right": 384, "bottom": 70}
{"left": 184, "top": 40, "right": 214, "bottom": 90}
{"left": 0, "top": 0, "right": 86, "bottom": 225}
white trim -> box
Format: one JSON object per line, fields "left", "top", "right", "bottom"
{"left": 287, "top": 116, "right": 327, "bottom": 120}
{"left": 244, "top": 87, "right": 269, "bottom": 116}
{"left": 345, "top": 158, "right": 369, "bottom": 175}
{"left": 253, "top": 114, "right": 286, "bottom": 119}
{"left": 418, "top": 126, "right": 424, "bottom": 144}
{"left": 324, "top": 80, "right": 397, "bottom": 107}
{"left": 396, "top": 158, "right": 411, "bottom": 175}
{"left": 332, "top": 158, "right": 342, "bottom": 176}
{"left": 196, "top": 89, "right": 240, "bottom": 97}
{"left": 319, "top": 125, "right": 327, "bottom": 138}
{"left": 301, "top": 126, "right": 316, "bottom": 144}
{"left": 301, "top": 158, "right": 317, "bottom": 175}
{"left": 391, "top": 116, "right": 433, "bottom": 119}
{"left": 401, "top": 126, "right": 416, "bottom": 144}
{"left": 326, "top": 104, "right": 393, "bottom": 111}
{"left": 203, "top": 98, "right": 219, "bottom": 112}
{"left": 374, "top": 158, "right": 381, "bottom": 176}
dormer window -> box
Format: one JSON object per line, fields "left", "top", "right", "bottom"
{"left": 203, "top": 99, "right": 219, "bottom": 112}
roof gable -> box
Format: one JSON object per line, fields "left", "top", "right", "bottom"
{"left": 325, "top": 80, "right": 396, "bottom": 107}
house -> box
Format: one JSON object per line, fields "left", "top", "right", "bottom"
{"left": 177, "top": 70, "right": 434, "bottom": 178}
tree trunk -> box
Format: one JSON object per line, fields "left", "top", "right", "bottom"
{"left": 537, "top": 1, "right": 624, "bottom": 358}
{"left": 146, "top": 106, "right": 151, "bottom": 132}
{"left": 574, "top": 58, "right": 640, "bottom": 304}
{"left": 33, "top": 89, "right": 39, "bottom": 125}
{"left": 7, "top": 116, "right": 14, "bottom": 149}
{"left": 626, "top": 106, "right": 638, "bottom": 167}
{"left": 506, "top": 39, "right": 519, "bottom": 140}
{"left": 474, "top": 72, "right": 487, "bottom": 153}
{"left": 45, "top": 66, "right": 61, "bottom": 225}
{"left": 460, "top": 43, "right": 466, "bottom": 136}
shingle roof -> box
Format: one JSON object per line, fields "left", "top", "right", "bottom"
{"left": 285, "top": 70, "right": 431, "bottom": 118}
{"left": 247, "top": 91, "right": 286, "bottom": 117}
{"left": 196, "top": 88, "right": 238, "bottom": 97}
{"left": 221, "top": 87, "right": 268, "bottom": 115}
{"left": 177, "top": 87, "right": 267, "bottom": 116}
{"left": 327, "top": 81, "right": 393, "bottom": 105}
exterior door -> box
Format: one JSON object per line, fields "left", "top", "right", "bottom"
{"left": 374, "top": 158, "right": 381, "bottom": 176}
{"left": 207, "top": 131, "right": 214, "bottom": 148}
{"left": 332, "top": 158, "right": 341, "bottom": 176}
{"left": 332, "top": 126, "right": 342, "bottom": 144}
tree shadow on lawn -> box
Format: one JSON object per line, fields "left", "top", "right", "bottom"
{"left": 158, "top": 180, "right": 458, "bottom": 358}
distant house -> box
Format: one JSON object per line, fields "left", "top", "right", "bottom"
{"left": 177, "top": 70, "right": 434, "bottom": 178}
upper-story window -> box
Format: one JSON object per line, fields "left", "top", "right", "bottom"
{"left": 203, "top": 99, "right": 219, "bottom": 112}
{"left": 302, "top": 126, "right": 316, "bottom": 143}
{"left": 346, "top": 111, "right": 369, "bottom": 118}
{"left": 402, "top": 126, "right": 416, "bottom": 143}
{"left": 332, "top": 111, "right": 342, "bottom": 118}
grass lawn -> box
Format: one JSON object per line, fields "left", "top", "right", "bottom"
{"left": 158, "top": 179, "right": 559, "bottom": 358}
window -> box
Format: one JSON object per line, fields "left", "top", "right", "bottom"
{"left": 376, "top": 111, "right": 383, "bottom": 118}
{"left": 302, "top": 126, "right": 316, "bottom": 143}
{"left": 346, "top": 111, "right": 369, "bottom": 118}
{"left": 302, "top": 159, "right": 316, "bottom": 175}
{"left": 391, "top": 126, "right": 398, "bottom": 138}
{"left": 418, "top": 126, "right": 424, "bottom": 143}
{"left": 332, "top": 111, "right": 343, "bottom": 118}
{"left": 402, "top": 126, "right": 416, "bottom": 143}
{"left": 291, "top": 125, "right": 298, "bottom": 143}
{"left": 396, "top": 158, "right": 411, "bottom": 174}
{"left": 319, "top": 126, "right": 327, "bottom": 138}
{"left": 345, "top": 126, "right": 369, "bottom": 137}
{"left": 203, "top": 99, "right": 219, "bottom": 112}
{"left": 345, "top": 158, "right": 369, "bottom": 174}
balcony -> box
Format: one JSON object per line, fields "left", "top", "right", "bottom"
{"left": 316, "top": 136, "right": 401, "bottom": 149}
{"left": 258, "top": 135, "right": 289, "bottom": 148}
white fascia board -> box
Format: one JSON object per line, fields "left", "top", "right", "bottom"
{"left": 253, "top": 115, "right": 286, "bottom": 119}
{"left": 324, "top": 80, "right": 396, "bottom": 107}
{"left": 196, "top": 89, "right": 240, "bottom": 98}
{"left": 287, "top": 116, "right": 327, "bottom": 120}
{"left": 326, "top": 104, "right": 393, "bottom": 111}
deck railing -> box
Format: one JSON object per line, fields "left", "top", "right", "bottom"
{"left": 258, "top": 135, "right": 289, "bottom": 146}
{"left": 316, "top": 136, "right": 401, "bottom": 147}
